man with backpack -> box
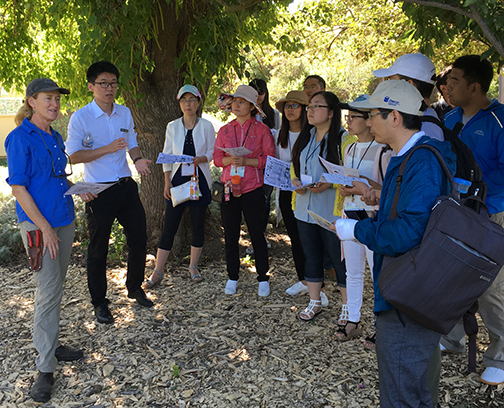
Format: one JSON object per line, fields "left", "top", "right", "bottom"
{"left": 334, "top": 80, "right": 456, "bottom": 407}
{"left": 441, "top": 55, "right": 504, "bottom": 385}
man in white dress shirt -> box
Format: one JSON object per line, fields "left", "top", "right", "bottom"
{"left": 66, "top": 61, "right": 154, "bottom": 324}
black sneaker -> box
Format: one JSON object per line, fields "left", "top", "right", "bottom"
{"left": 94, "top": 304, "right": 114, "bottom": 324}
{"left": 30, "top": 372, "right": 53, "bottom": 402}
{"left": 128, "top": 287, "right": 154, "bottom": 308}
{"left": 55, "top": 345, "right": 84, "bottom": 361}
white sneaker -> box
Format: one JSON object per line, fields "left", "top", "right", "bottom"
{"left": 224, "top": 279, "right": 238, "bottom": 295}
{"left": 320, "top": 291, "right": 329, "bottom": 307}
{"left": 285, "top": 281, "right": 308, "bottom": 296}
{"left": 258, "top": 281, "right": 270, "bottom": 297}
{"left": 480, "top": 367, "right": 504, "bottom": 385}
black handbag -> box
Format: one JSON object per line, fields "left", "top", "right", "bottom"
{"left": 211, "top": 180, "right": 224, "bottom": 204}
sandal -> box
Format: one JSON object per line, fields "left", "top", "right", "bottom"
{"left": 338, "top": 304, "right": 349, "bottom": 326}
{"left": 364, "top": 332, "right": 376, "bottom": 350}
{"left": 144, "top": 270, "right": 164, "bottom": 289}
{"left": 336, "top": 321, "right": 362, "bottom": 342}
{"left": 299, "top": 299, "right": 322, "bottom": 321}
{"left": 189, "top": 266, "right": 203, "bottom": 283}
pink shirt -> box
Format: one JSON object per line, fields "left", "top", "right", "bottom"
{"left": 214, "top": 118, "right": 275, "bottom": 194}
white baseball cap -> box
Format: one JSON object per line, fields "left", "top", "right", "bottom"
{"left": 373, "top": 53, "right": 436, "bottom": 84}
{"left": 349, "top": 80, "right": 424, "bottom": 116}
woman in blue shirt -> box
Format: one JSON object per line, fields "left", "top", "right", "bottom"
{"left": 291, "top": 91, "right": 347, "bottom": 321}
{"left": 5, "top": 78, "right": 84, "bottom": 403}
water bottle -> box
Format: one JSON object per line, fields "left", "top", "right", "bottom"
{"left": 82, "top": 132, "right": 94, "bottom": 148}
{"left": 189, "top": 176, "right": 200, "bottom": 200}
{"left": 453, "top": 177, "right": 471, "bottom": 195}
{"left": 231, "top": 175, "right": 242, "bottom": 197}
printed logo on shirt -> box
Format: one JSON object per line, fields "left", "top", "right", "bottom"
{"left": 120, "top": 128, "right": 129, "bottom": 132}
{"left": 475, "top": 129, "right": 485, "bottom": 136}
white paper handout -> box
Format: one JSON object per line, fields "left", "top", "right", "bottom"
{"left": 308, "top": 210, "right": 336, "bottom": 232}
{"left": 64, "top": 182, "right": 114, "bottom": 196}
{"left": 156, "top": 153, "right": 194, "bottom": 164}
{"left": 320, "top": 173, "right": 371, "bottom": 188}
{"left": 217, "top": 146, "right": 252, "bottom": 156}
{"left": 263, "top": 156, "right": 295, "bottom": 190}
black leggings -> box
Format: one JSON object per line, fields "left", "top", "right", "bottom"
{"left": 158, "top": 202, "right": 207, "bottom": 250}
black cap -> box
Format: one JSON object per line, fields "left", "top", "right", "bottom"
{"left": 25, "top": 78, "right": 70, "bottom": 97}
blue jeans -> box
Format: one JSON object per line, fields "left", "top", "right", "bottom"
{"left": 376, "top": 308, "right": 441, "bottom": 408}
{"left": 297, "top": 220, "right": 346, "bottom": 287}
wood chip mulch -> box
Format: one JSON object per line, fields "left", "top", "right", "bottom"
{"left": 0, "top": 229, "right": 503, "bottom": 407}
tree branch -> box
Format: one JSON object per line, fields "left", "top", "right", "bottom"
{"left": 469, "top": 4, "right": 504, "bottom": 59}
{"left": 400, "top": 0, "right": 471, "bottom": 18}
{"left": 212, "top": 0, "right": 265, "bottom": 13}
{"left": 401, "top": 0, "right": 504, "bottom": 60}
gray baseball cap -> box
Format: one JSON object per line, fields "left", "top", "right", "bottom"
{"left": 25, "top": 78, "right": 70, "bottom": 97}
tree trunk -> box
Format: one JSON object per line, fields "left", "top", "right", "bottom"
{"left": 123, "top": 1, "right": 204, "bottom": 254}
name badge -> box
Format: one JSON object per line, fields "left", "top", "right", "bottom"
{"left": 120, "top": 128, "right": 128, "bottom": 132}
{"left": 230, "top": 166, "right": 245, "bottom": 177}
{"left": 182, "top": 163, "right": 195, "bottom": 176}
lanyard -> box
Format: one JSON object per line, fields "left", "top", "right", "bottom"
{"left": 234, "top": 121, "right": 253, "bottom": 148}
{"left": 304, "top": 135, "right": 324, "bottom": 175}
{"left": 350, "top": 140, "right": 374, "bottom": 170}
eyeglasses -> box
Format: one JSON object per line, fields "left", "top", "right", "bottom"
{"left": 36, "top": 128, "right": 73, "bottom": 178}
{"left": 369, "top": 111, "right": 383, "bottom": 118}
{"left": 180, "top": 97, "right": 198, "bottom": 104}
{"left": 93, "top": 81, "right": 119, "bottom": 89}
{"left": 285, "top": 104, "right": 301, "bottom": 109}
{"left": 306, "top": 104, "right": 329, "bottom": 111}
{"left": 345, "top": 114, "right": 366, "bottom": 122}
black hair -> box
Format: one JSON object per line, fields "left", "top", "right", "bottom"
{"left": 378, "top": 108, "right": 422, "bottom": 131}
{"left": 304, "top": 75, "right": 326, "bottom": 89}
{"left": 87, "top": 61, "right": 120, "bottom": 83}
{"left": 249, "top": 78, "right": 275, "bottom": 129}
{"left": 277, "top": 103, "right": 307, "bottom": 149}
{"left": 397, "top": 75, "right": 434, "bottom": 99}
{"left": 292, "top": 91, "right": 342, "bottom": 178}
{"left": 435, "top": 66, "right": 452, "bottom": 93}
{"left": 452, "top": 55, "right": 493, "bottom": 93}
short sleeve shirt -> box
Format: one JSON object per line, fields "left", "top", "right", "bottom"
{"left": 66, "top": 100, "right": 138, "bottom": 182}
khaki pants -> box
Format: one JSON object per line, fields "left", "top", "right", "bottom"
{"left": 440, "top": 211, "right": 504, "bottom": 370}
{"left": 20, "top": 220, "right": 75, "bottom": 373}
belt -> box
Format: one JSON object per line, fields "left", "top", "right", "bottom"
{"left": 98, "top": 177, "right": 131, "bottom": 185}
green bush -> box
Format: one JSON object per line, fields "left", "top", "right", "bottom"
{"left": 0, "top": 194, "right": 24, "bottom": 264}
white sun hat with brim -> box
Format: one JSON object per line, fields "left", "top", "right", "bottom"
{"left": 349, "top": 80, "right": 424, "bottom": 116}
{"left": 217, "top": 85, "right": 265, "bottom": 117}
{"left": 373, "top": 53, "right": 437, "bottom": 84}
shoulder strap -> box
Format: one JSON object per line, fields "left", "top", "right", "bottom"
{"left": 389, "top": 144, "right": 454, "bottom": 220}
{"left": 379, "top": 145, "right": 392, "bottom": 181}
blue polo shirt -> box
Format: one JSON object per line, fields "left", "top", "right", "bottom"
{"left": 5, "top": 118, "right": 75, "bottom": 227}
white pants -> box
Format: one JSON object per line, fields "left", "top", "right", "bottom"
{"left": 20, "top": 220, "right": 75, "bottom": 373}
{"left": 343, "top": 239, "right": 373, "bottom": 322}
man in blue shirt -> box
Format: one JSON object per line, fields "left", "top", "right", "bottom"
{"left": 334, "top": 80, "right": 455, "bottom": 407}
{"left": 442, "top": 55, "right": 504, "bottom": 386}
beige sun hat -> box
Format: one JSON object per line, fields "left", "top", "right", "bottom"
{"left": 217, "top": 84, "right": 264, "bottom": 117}
{"left": 348, "top": 80, "right": 424, "bottom": 116}
{"left": 275, "top": 91, "right": 309, "bottom": 111}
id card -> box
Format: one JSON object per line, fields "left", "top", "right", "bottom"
{"left": 301, "top": 174, "right": 312, "bottom": 185}
{"left": 182, "top": 163, "right": 195, "bottom": 176}
{"left": 230, "top": 166, "right": 245, "bottom": 177}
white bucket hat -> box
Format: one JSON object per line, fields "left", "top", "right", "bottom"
{"left": 373, "top": 53, "right": 437, "bottom": 84}
{"left": 349, "top": 80, "right": 424, "bottom": 116}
